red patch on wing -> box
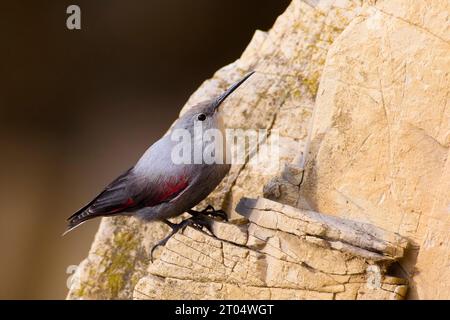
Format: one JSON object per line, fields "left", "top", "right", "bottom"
{"left": 109, "top": 198, "right": 135, "bottom": 213}
{"left": 154, "top": 176, "right": 189, "bottom": 204}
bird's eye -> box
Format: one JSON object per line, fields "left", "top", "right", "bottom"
{"left": 197, "top": 113, "right": 206, "bottom": 121}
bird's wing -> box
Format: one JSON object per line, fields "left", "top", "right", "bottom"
{"left": 65, "top": 167, "right": 189, "bottom": 233}
{"left": 137, "top": 173, "right": 190, "bottom": 207}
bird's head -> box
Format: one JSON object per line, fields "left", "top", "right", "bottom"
{"left": 173, "top": 71, "right": 255, "bottom": 133}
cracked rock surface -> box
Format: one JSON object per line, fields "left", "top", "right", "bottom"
{"left": 67, "top": 0, "right": 449, "bottom": 300}
{"left": 133, "top": 198, "right": 407, "bottom": 300}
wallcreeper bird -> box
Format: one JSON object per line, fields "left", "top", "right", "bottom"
{"left": 65, "top": 72, "right": 255, "bottom": 260}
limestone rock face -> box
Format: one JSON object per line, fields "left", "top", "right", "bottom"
{"left": 297, "top": 0, "right": 450, "bottom": 299}
{"left": 67, "top": 0, "right": 449, "bottom": 300}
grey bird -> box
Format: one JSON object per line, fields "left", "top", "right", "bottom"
{"left": 65, "top": 71, "right": 254, "bottom": 258}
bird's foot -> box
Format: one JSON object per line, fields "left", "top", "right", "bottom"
{"left": 150, "top": 215, "right": 217, "bottom": 262}
{"left": 188, "top": 205, "right": 228, "bottom": 222}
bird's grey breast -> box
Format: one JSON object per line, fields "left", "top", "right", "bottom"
{"left": 132, "top": 128, "right": 230, "bottom": 220}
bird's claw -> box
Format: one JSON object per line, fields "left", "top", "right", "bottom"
{"left": 189, "top": 205, "right": 228, "bottom": 221}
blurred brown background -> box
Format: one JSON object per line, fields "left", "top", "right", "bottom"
{"left": 0, "top": 0, "right": 290, "bottom": 299}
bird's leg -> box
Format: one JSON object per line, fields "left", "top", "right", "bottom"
{"left": 150, "top": 219, "right": 191, "bottom": 262}
{"left": 162, "top": 219, "right": 177, "bottom": 229}
{"left": 150, "top": 215, "right": 218, "bottom": 262}
{"left": 188, "top": 205, "right": 228, "bottom": 221}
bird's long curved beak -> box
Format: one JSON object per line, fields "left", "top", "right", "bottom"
{"left": 213, "top": 71, "right": 255, "bottom": 111}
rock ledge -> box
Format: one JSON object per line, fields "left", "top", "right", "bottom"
{"left": 134, "top": 198, "right": 408, "bottom": 300}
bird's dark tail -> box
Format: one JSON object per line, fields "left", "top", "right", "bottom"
{"left": 63, "top": 218, "right": 85, "bottom": 236}
{"left": 63, "top": 168, "right": 135, "bottom": 236}
{"left": 63, "top": 200, "right": 102, "bottom": 236}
